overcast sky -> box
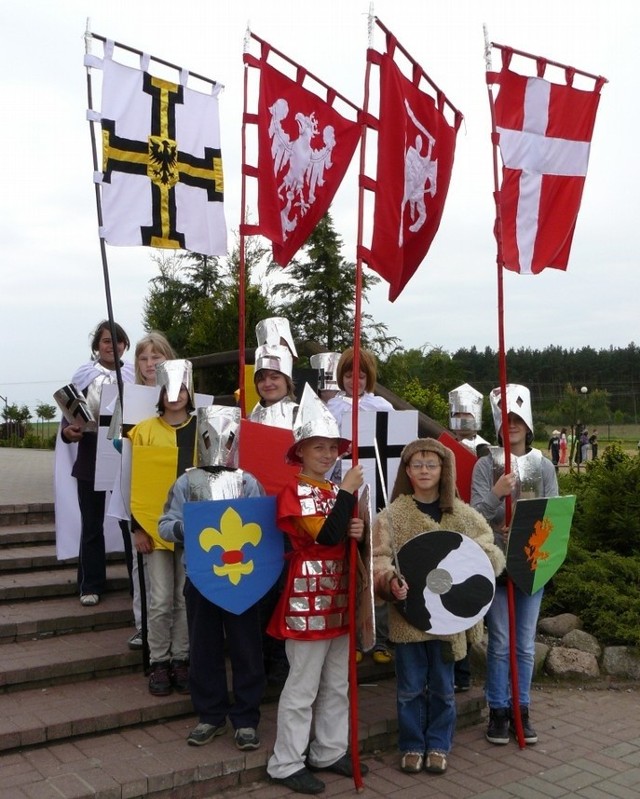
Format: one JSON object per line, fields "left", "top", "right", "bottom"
{"left": 1, "top": 0, "right": 634, "bottom": 414}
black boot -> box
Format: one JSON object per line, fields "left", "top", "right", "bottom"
{"left": 510, "top": 705, "right": 538, "bottom": 744}
{"left": 486, "top": 707, "right": 510, "bottom": 745}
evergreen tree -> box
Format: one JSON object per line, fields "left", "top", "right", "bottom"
{"left": 142, "top": 237, "right": 275, "bottom": 394}
{"left": 266, "top": 213, "right": 397, "bottom": 355}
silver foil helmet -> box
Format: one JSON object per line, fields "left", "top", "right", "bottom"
{"left": 490, "top": 384, "right": 533, "bottom": 436}
{"left": 156, "top": 359, "right": 194, "bottom": 404}
{"left": 310, "top": 352, "right": 341, "bottom": 392}
{"left": 255, "top": 317, "right": 298, "bottom": 358}
{"left": 449, "top": 383, "right": 483, "bottom": 432}
{"left": 254, "top": 344, "right": 293, "bottom": 379}
{"left": 196, "top": 405, "right": 241, "bottom": 468}
{"left": 286, "top": 384, "right": 350, "bottom": 465}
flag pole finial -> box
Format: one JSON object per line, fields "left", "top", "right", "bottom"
{"left": 483, "top": 23, "right": 493, "bottom": 72}
{"left": 84, "top": 18, "right": 92, "bottom": 55}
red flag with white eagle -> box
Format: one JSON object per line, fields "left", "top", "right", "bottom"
{"left": 243, "top": 37, "right": 360, "bottom": 267}
{"left": 359, "top": 23, "right": 462, "bottom": 302}
{"left": 488, "top": 46, "right": 605, "bottom": 275}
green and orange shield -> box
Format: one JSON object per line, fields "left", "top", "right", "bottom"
{"left": 507, "top": 495, "right": 576, "bottom": 595}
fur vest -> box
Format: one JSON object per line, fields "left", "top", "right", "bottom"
{"left": 372, "top": 494, "right": 506, "bottom": 660}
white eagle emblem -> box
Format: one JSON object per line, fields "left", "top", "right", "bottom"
{"left": 268, "top": 98, "right": 337, "bottom": 239}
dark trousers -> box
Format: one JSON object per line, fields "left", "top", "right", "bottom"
{"left": 118, "top": 519, "right": 134, "bottom": 595}
{"left": 76, "top": 480, "right": 106, "bottom": 595}
{"left": 184, "top": 578, "right": 265, "bottom": 730}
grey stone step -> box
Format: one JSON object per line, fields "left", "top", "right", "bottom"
{"left": 0, "top": 543, "right": 125, "bottom": 572}
{"left": 0, "top": 626, "right": 142, "bottom": 693}
{"left": 0, "top": 669, "right": 194, "bottom": 754}
{"left": 0, "top": 675, "right": 484, "bottom": 795}
{"left": 0, "top": 562, "right": 130, "bottom": 601}
{"left": 0, "top": 590, "right": 134, "bottom": 643}
{"left": 0, "top": 522, "right": 55, "bottom": 546}
{"left": 0, "top": 502, "right": 55, "bottom": 527}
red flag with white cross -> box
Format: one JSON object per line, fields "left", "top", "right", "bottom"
{"left": 489, "top": 47, "right": 605, "bottom": 275}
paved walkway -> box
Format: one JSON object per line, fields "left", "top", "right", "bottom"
{"left": 2, "top": 448, "right": 640, "bottom": 798}
{"left": 202, "top": 683, "right": 640, "bottom": 799}
{"left": 0, "top": 447, "right": 54, "bottom": 505}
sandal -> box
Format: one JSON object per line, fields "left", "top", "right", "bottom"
{"left": 400, "top": 752, "right": 423, "bottom": 773}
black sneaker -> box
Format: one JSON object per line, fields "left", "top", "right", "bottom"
{"left": 148, "top": 662, "right": 172, "bottom": 696}
{"left": 187, "top": 721, "right": 227, "bottom": 746}
{"left": 170, "top": 659, "right": 190, "bottom": 694}
{"left": 510, "top": 705, "right": 538, "bottom": 744}
{"left": 234, "top": 727, "right": 260, "bottom": 750}
{"left": 486, "top": 707, "right": 510, "bottom": 745}
{"left": 272, "top": 767, "right": 325, "bottom": 795}
{"left": 308, "top": 753, "right": 369, "bottom": 777}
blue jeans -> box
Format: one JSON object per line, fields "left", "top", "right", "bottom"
{"left": 395, "top": 640, "right": 456, "bottom": 754}
{"left": 485, "top": 584, "right": 543, "bottom": 709}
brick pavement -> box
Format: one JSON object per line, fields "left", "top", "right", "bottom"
{"left": 198, "top": 684, "right": 640, "bottom": 799}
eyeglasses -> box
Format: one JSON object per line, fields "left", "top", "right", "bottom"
{"left": 408, "top": 461, "right": 441, "bottom": 471}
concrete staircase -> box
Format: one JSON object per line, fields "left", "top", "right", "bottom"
{"left": 0, "top": 502, "right": 484, "bottom": 798}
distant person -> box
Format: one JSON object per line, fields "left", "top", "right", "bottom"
{"left": 589, "top": 429, "right": 598, "bottom": 459}
{"left": 548, "top": 430, "right": 561, "bottom": 472}
{"left": 559, "top": 429, "right": 568, "bottom": 465}
{"left": 580, "top": 428, "right": 590, "bottom": 463}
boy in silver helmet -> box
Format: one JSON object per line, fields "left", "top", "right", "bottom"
{"left": 159, "top": 406, "right": 265, "bottom": 752}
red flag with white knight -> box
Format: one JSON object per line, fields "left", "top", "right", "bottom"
{"left": 364, "top": 48, "right": 460, "bottom": 302}
{"left": 256, "top": 58, "right": 360, "bottom": 266}
{"left": 490, "top": 51, "right": 605, "bottom": 275}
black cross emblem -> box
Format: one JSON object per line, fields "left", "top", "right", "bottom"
{"left": 101, "top": 72, "right": 223, "bottom": 250}
{"left": 357, "top": 413, "right": 405, "bottom": 513}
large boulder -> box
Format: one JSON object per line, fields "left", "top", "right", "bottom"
{"left": 538, "top": 613, "right": 583, "bottom": 638}
{"left": 545, "top": 647, "right": 599, "bottom": 679}
{"left": 602, "top": 646, "right": 640, "bottom": 679}
{"left": 561, "top": 629, "right": 601, "bottom": 659}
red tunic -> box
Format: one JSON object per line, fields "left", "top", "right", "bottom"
{"left": 266, "top": 475, "right": 350, "bottom": 641}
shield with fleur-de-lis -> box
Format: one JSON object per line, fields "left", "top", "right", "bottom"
{"left": 183, "top": 496, "right": 284, "bottom": 615}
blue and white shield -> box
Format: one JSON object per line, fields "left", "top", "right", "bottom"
{"left": 184, "top": 496, "right": 283, "bottom": 615}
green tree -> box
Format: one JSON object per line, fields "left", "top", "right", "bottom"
{"left": 267, "top": 213, "right": 397, "bottom": 355}
{"left": 142, "top": 236, "right": 275, "bottom": 394}
{"left": 378, "top": 346, "right": 464, "bottom": 426}
{"left": 35, "top": 402, "right": 57, "bottom": 440}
